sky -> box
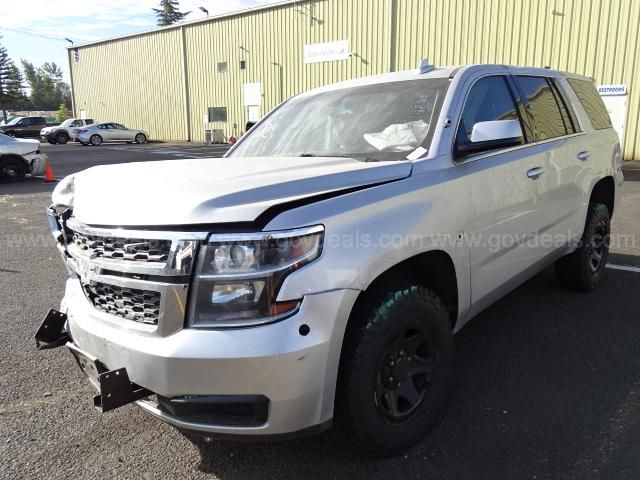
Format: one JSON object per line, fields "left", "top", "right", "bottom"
{"left": 0, "top": 0, "right": 276, "bottom": 83}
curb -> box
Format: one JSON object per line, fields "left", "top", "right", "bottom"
{"left": 622, "top": 161, "right": 640, "bottom": 171}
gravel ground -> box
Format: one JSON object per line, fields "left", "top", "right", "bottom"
{"left": 1, "top": 148, "right": 640, "bottom": 479}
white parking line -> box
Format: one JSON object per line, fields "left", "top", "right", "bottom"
{"left": 606, "top": 264, "right": 640, "bottom": 273}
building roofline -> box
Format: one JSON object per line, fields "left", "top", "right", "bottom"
{"left": 67, "top": 0, "right": 305, "bottom": 49}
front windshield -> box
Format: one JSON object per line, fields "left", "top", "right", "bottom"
{"left": 230, "top": 78, "right": 449, "bottom": 161}
{"left": 6, "top": 117, "right": 23, "bottom": 126}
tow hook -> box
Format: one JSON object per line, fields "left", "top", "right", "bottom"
{"left": 34, "top": 309, "right": 70, "bottom": 350}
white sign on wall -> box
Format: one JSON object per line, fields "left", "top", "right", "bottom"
{"left": 243, "top": 82, "right": 262, "bottom": 106}
{"left": 598, "top": 84, "right": 627, "bottom": 144}
{"left": 598, "top": 84, "right": 627, "bottom": 96}
{"left": 304, "top": 40, "right": 350, "bottom": 64}
{"left": 247, "top": 105, "right": 260, "bottom": 122}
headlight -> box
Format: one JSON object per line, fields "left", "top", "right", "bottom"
{"left": 188, "top": 225, "right": 324, "bottom": 327}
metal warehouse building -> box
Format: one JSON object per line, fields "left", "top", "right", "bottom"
{"left": 68, "top": 0, "right": 640, "bottom": 160}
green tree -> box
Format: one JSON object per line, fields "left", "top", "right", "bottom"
{"left": 0, "top": 39, "right": 24, "bottom": 121}
{"left": 55, "top": 103, "right": 72, "bottom": 122}
{"left": 21, "top": 60, "right": 71, "bottom": 111}
{"left": 153, "top": 0, "right": 190, "bottom": 26}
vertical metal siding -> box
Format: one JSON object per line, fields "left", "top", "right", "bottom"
{"left": 393, "top": 0, "right": 640, "bottom": 160}
{"left": 181, "top": 0, "right": 390, "bottom": 141}
{"left": 70, "top": 0, "right": 640, "bottom": 159}
{"left": 71, "top": 29, "right": 186, "bottom": 141}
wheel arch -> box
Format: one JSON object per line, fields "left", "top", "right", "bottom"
{"left": 589, "top": 176, "right": 615, "bottom": 217}
{"left": 0, "top": 153, "right": 28, "bottom": 165}
{"left": 350, "top": 250, "right": 459, "bottom": 331}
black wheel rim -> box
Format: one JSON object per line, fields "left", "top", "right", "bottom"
{"left": 2, "top": 165, "right": 18, "bottom": 178}
{"left": 374, "top": 326, "right": 437, "bottom": 424}
{"left": 589, "top": 221, "right": 608, "bottom": 272}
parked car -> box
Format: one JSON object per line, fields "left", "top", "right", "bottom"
{"left": 76, "top": 122, "right": 148, "bottom": 146}
{"left": 41, "top": 118, "right": 95, "bottom": 144}
{"left": 0, "top": 132, "right": 49, "bottom": 182}
{"left": 39, "top": 63, "right": 622, "bottom": 455}
{"left": 0, "top": 116, "right": 57, "bottom": 138}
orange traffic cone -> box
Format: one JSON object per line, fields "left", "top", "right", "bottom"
{"left": 44, "top": 163, "right": 55, "bottom": 183}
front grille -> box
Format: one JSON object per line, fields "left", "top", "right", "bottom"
{"left": 71, "top": 231, "right": 172, "bottom": 263}
{"left": 82, "top": 282, "right": 161, "bottom": 325}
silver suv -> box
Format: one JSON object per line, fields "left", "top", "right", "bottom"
{"left": 38, "top": 64, "right": 623, "bottom": 455}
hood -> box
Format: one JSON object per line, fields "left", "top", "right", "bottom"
{"left": 54, "top": 156, "right": 412, "bottom": 226}
{"left": 0, "top": 137, "right": 40, "bottom": 155}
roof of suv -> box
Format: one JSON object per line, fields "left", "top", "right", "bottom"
{"left": 301, "top": 64, "right": 593, "bottom": 97}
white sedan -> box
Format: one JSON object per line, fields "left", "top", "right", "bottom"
{"left": 77, "top": 122, "right": 149, "bottom": 146}
{"left": 0, "top": 133, "right": 48, "bottom": 182}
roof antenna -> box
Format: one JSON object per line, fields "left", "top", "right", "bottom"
{"left": 419, "top": 58, "right": 435, "bottom": 74}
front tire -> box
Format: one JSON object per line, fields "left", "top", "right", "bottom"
{"left": 90, "top": 134, "right": 103, "bottom": 146}
{"left": 335, "top": 283, "right": 453, "bottom": 456}
{"left": 555, "top": 202, "right": 610, "bottom": 291}
{"left": 0, "top": 157, "right": 26, "bottom": 182}
{"left": 135, "top": 133, "right": 147, "bottom": 144}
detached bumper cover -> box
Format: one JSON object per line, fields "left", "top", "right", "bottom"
{"left": 25, "top": 152, "right": 48, "bottom": 176}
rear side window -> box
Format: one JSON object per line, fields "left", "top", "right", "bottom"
{"left": 567, "top": 78, "right": 613, "bottom": 130}
{"left": 516, "top": 76, "right": 570, "bottom": 140}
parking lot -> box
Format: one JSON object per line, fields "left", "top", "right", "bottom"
{"left": 1, "top": 144, "right": 640, "bottom": 479}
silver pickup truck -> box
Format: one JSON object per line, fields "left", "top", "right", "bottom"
{"left": 38, "top": 63, "right": 623, "bottom": 455}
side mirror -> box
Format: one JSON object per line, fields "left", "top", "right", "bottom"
{"left": 456, "top": 119, "right": 523, "bottom": 158}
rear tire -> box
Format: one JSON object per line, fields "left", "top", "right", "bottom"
{"left": 90, "top": 134, "right": 103, "bottom": 146}
{"left": 55, "top": 132, "right": 69, "bottom": 144}
{"left": 335, "top": 283, "right": 453, "bottom": 456}
{"left": 0, "top": 157, "right": 26, "bottom": 183}
{"left": 555, "top": 202, "right": 610, "bottom": 291}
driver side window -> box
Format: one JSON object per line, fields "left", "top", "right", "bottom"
{"left": 455, "top": 76, "right": 524, "bottom": 158}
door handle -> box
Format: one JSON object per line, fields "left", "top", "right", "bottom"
{"left": 577, "top": 151, "right": 591, "bottom": 161}
{"left": 527, "top": 166, "right": 545, "bottom": 179}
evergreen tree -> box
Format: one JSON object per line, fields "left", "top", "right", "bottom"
{"left": 21, "top": 60, "right": 71, "bottom": 111}
{"left": 153, "top": 0, "right": 190, "bottom": 26}
{"left": 0, "top": 39, "right": 24, "bottom": 121}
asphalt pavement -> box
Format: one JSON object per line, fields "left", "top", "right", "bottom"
{"left": 1, "top": 144, "right": 640, "bottom": 479}
{"left": 43, "top": 141, "right": 231, "bottom": 178}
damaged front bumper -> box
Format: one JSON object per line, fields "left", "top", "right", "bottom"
{"left": 25, "top": 152, "right": 48, "bottom": 176}
{"left": 34, "top": 310, "right": 152, "bottom": 413}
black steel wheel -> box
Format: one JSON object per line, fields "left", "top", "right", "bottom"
{"left": 0, "top": 157, "right": 26, "bottom": 182}
{"left": 335, "top": 283, "right": 453, "bottom": 456}
{"left": 375, "top": 325, "right": 437, "bottom": 424}
{"left": 555, "top": 202, "right": 610, "bottom": 291}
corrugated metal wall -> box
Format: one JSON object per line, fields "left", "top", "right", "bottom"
{"left": 182, "top": 0, "right": 389, "bottom": 142}
{"left": 71, "top": 0, "right": 640, "bottom": 159}
{"left": 393, "top": 0, "right": 640, "bottom": 160}
{"left": 70, "top": 29, "right": 187, "bottom": 141}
